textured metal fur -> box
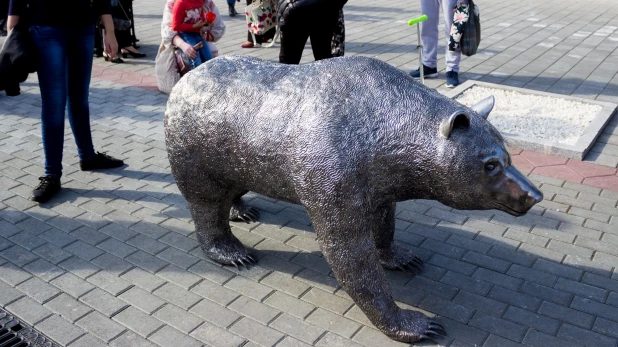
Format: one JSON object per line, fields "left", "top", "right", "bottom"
{"left": 164, "top": 55, "right": 542, "bottom": 342}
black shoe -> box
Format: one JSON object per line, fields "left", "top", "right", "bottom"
{"left": 229, "top": 4, "right": 238, "bottom": 16}
{"left": 31, "top": 177, "right": 61, "bottom": 203}
{"left": 410, "top": 64, "right": 439, "bottom": 79}
{"left": 103, "top": 52, "right": 124, "bottom": 64}
{"left": 122, "top": 50, "right": 147, "bottom": 58}
{"left": 445, "top": 71, "right": 460, "bottom": 88}
{"left": 80, "top": 152, "right": 124, "bottom": 171}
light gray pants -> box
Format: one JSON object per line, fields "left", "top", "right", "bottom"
{"left": 420, "top": 0, "right": 463, "bottom": 72}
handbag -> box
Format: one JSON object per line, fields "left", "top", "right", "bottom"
{"left": 97, "top": 2, "right": 132, "bottom": 31}
{"left": 155, "top": 41, "right": 180, "bottom": 94}
{"left": 245, "top": 0, "right": 279, "bottom": 47}
{"left": 174, "top": 48, "right": 192, "bottom": 77}
{"left": 461, "top": 0, "right": 481, "bottom": 56}
{"left": 0, "top": 23, "right": 36, "bottom": 96}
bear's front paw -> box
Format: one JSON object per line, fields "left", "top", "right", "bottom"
{"left": 378, "top": 244, "right": 424, "bottom": 274}
{"left": 203, "top": 237, "right": 256, "bottom": 269}
{"left": 383, "top": 310, "right": 446, "bottom": 343}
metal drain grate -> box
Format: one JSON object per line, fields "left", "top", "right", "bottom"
{"left": 0, "top": 308, "right": 58, "bottom": 347}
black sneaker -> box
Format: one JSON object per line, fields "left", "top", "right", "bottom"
{"left": 446, "top": 71, "right": 460, "bottom": 88}
{"left": 410, "top": 65, "right": 439, "bottom": 79}
{"left": 80, "top": 152, "right": 124, "bottom": 171}
{"left": 31, "top": 176, "right": 61, "bottom": 203}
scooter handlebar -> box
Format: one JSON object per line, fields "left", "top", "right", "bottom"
{"left": 408, "top": 14, "right": 428, "bottom": 26}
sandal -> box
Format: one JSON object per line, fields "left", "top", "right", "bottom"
{"left": 103, "top": 52, "right": 124, "bottom": 64}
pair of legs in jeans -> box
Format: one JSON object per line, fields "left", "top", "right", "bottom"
{"left": 178, "top": 32, "right": 213, "bottom": 69}
{"left": 29, "top": 25, "right": 123, "bottom": 202}
{"left": 227, "top": 0, "right": 238, "bottom": 16}
{"left": 31, "top": 25, "right": 97, "bottom": 179}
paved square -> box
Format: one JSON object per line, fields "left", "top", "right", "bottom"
{"left": 1, "top": 0, "right": 618, "bottom": 346}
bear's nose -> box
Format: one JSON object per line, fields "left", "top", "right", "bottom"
{"left": 526, "top": 189, "right": 543, "bottom": 205}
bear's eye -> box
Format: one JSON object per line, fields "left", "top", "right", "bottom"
{"left": 485, "top": 163, "right": 496, "bottom": 172}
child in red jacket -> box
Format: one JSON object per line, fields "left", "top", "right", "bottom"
{"left": 172, "top": 0, "right": 216, "bottom": 69}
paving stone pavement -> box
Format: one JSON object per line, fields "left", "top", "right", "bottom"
{"left": 1, "top": 0, "right": 618, "bottom": 346}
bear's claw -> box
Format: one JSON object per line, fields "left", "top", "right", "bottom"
{"left": 385, "top": 310, "right": 446, "bottom": 343}
{"left": 395, "top": 256, "right": 424, "bottom": 274}
{"left": 238, "top": 207, "right": 260, "bottom": 223}
{"left": 229, "top": 201, "right": 260, "bottom": 223}
{"left": 230, "top": 253, "right": 256, "bottom": 270}
{"left": 421, "top": 321, "right": 447, "bottom": 343}
{"left": 379, "top": 245, "right": 424, "bottom": 275}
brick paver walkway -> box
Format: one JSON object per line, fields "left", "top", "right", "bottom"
{"left": 1, "top": 0, "right": 618, "bottom": 346}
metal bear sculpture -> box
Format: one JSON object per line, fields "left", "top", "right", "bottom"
{"left": 165, "top": 55, "right": 543, "bottom": 343}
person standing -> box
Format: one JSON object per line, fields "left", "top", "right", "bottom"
{"left": 7, "top": 0, "right": 125, "bottom": 203}
{"left": 227, "top": 0, "right": 238, "bottom": 16}
{"left": 409, "top": 0, "right": 464, "bottom": 88}
{"left": 277, "top": 0, "right": 347, "bottom": 64}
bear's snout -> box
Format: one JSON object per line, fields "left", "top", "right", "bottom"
{"left": 494, "top": 166, "right": 543, "bottom": 216}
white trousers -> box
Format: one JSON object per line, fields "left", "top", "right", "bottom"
{"left": 420, "top": 0, "right": 463, "bottom": 72}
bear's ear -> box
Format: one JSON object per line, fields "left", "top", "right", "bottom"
{"left": 440, "top": 111, "right": 470, "bottom": 139}
{"left": 471, "top": 96, "right": 495, "bottom": 119}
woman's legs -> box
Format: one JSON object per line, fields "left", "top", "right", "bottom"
{"left": 420, "top": 0, "right": 440, "bottom": 69}
{"left": 30, "top": 25, "right": 69, "bottom": 179}
{"left": 197, "top": 41, "right": 213, "bottom": 63}
{"left": 66, "top": 26, "right": 96, "bottom": 163}
{"left": 309, "top": 10, "right": 339, "bottom": 61}
{"left": 227, "top": 0, "right": 238, "bottom": 16}
{"left": 279, "top": 28, "right": 310, "bottom": 64}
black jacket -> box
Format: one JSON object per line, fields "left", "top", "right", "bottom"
{"left": 278, "top": 0, "right": 347, "bottom": 28}
{"left": 0, "top": 24, "right": 36, "bottom": 96}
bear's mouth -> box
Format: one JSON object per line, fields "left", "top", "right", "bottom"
{"left": 494, "top": 203, "right": 526, "bottom": 216}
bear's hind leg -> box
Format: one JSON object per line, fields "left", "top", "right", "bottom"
{"left": 187, "top": 196, "right": 255, "bottom": 268}
{"left": 374, "top": 203, "right": 424, "bottom": 274}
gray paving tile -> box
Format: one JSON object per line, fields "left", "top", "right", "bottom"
{"left": 6, "top": 296, "right": 53, "bottom": 325}
{"left": 44, "top": 293, "right": 92, "bottom": 322}
{"left": 113, "top": 306, "right": 164, "bottom": 337}
{"left": 79, "top": 288, "right": 128, "bottom": 316}
{"left": 75, "top": 311, "right": 125, "bottom": 342}
{"left": 149, "top": 326, "right": 202, "bottom": 347}
{"left": 36, "top": 314, "right": 85, "bottom": 346}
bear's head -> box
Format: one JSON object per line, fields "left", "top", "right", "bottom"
{"left": 427, "top": 96, "right": 542, "bottom": 216}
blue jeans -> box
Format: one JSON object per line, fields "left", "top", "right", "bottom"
{"left": 30, "top": 25, "right": 96, "bottom": 179}
{"left": 178, "top": 32, "right": 213, "bottom": 70}
{"left": 227, "top": 0, "right": 235, "bottom": 6}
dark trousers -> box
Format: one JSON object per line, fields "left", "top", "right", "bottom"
{"left": 279, "top": 10, "right": 338, "bottom": 64}
{"left": 30, "top": 25, "right": 96, "bottom": 178}
{"left": 112, "top": 0, "right": 134, "bottom": 48}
